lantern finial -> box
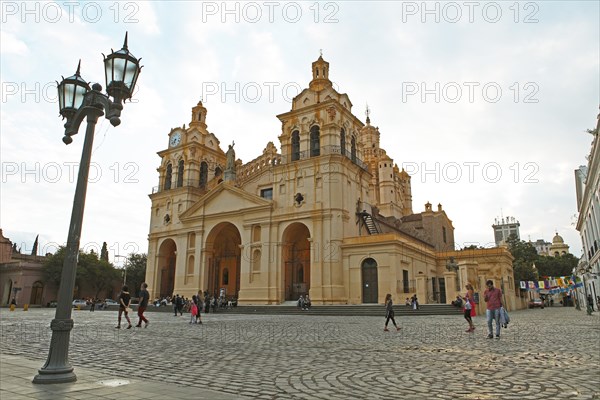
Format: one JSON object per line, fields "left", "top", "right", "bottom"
{"left": 122, "top": 32, "right": 128, "bottom": 51}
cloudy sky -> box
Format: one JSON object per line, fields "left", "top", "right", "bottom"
{"left": 1, "top": 1, "right": 598, "bottom": 262}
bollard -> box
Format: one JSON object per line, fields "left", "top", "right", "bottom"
{"left": 77, "top": 305, "right": 81, "bottom": 311}
{"left": 23, "top": 304, "right": 29, "bottom": 311}
{"left": 10, "top": 304, "right": 15, "bottom": 311}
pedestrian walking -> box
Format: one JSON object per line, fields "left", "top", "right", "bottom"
{"left": 116, "top": 285, "right": 132, "bottom": 329}
{"left": 136, "top": 282, "right": 150, "bottom": 328}
{"left": 587, "top": 294, "right": 595, "bottom": 312}
{"left": 90, "top": 298, "right": 95, "bottom": 312}
{"left": 194, "top": 293, "right": 203, "bottom": 324}
{"left": 383, "top": 293, "right": 401, "bottom": 332}
{"left": 189, "top": 296, "right": 199, "bottom": 324}
{"left": 204, "top": 292, "right": 210, "bottom": 314}
{"left": 463, "top": 283, "right": 475, "bottom": 332}
{"left": 484, "top": 280, "right": 503, "bottom": 339}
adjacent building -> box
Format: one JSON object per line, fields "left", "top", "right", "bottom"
{"left": 574, "top": 110, "right": 600, "bottom": 307}
{"left": 144, "top": 56, "right": 520, "bottom": 310}
{"left": 0, "top": 229, "right": 55, "bottom": 307}
{"left": 492, "top": 216, "right": 520, "bottom": 246}
{"left": 533, "top": 239, "right": 551, "bottom": 256}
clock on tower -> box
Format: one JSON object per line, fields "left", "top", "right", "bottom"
{"left": 169, "top": 131, "right": 181, "bottom": 147}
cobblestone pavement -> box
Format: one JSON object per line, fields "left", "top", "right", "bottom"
{"left": 1, "top": 306, "right": 598, "bottom": 399}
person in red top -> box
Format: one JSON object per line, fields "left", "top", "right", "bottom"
{"left": 484, "top": 280, "right": 503, "bottom": 339}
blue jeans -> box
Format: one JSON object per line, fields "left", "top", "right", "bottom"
{"left": 486, "top": 308, "right": 501, "bottom": 336}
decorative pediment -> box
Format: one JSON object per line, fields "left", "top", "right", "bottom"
{"left": 179, "top": 183, "right": 272, "bottom": 222}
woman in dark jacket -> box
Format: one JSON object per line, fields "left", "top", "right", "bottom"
{"left": 384, "top": 293, "right": 401, "bottom": 332}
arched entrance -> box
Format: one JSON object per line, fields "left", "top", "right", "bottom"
{"left": 205, "top": 223, "right": 241, "bottom": 299}
{"left": 157, "top": 239, "right": 177, "bottom": 298}
{"left": 361, "top": 258, "right": 378, "bottom": 303}
{"left": 282, "top": 223, "right": 311, "bottom": 301}
{"left": 30, "top": 281, "right": 44, "bottom": 305}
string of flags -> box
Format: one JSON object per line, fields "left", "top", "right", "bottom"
{"left": 519, "top": 276, "right": 583, "bottom": 294}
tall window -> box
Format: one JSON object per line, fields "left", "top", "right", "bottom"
{"left": 310, "top": 125, "right": 320, "bottom": 157}
{"left": 199, "top": 161, "right": 208, "bottom": 188}
{"left": 177, "top": 159, "right": 184, "bottom": 187}
{"left": 291, "top": 130, "right": 300, "bottom": 161}
{"left": 351, "top": 137, "right": 356, "bottom": 163}
{"left": 164, "top": 163, "right": 172, "bottom": 190}
{"left": 443, "top": 227, "right": 447, "bottom": 243}
{"left": 403, "top": 270, "right": 409, "bottom": 293}
{"left": 340, "top": 128, "right": 346, "bottom": 156}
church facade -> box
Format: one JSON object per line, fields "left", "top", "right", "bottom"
{"left": 145, "top": 56, "right": 519, "bottom": 310}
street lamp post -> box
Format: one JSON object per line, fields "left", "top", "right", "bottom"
{"left": 33, "top": 33, "right": 141, "bottom": 384}
{"left": 115, "top": 254, "right": 128, "bottom": 285}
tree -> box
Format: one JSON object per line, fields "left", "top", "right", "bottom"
{"left": 506, "top": 234, "right": 539, "bottom": 284}
{"left": 100, "top": 242, "right": 109, "bottom": 261}
{"left": 125, "top": 253, "right": 147, "bottom": 297}
{"left": 31, "top": 234, "right": 39, "bottom": 256}
{"left": 43, "top": 247, "right": 67, "bottom": 287}
{"left": 78, "top": 251, "right": 120, "bottom": 299}
{"left": 535, "top": 253, "right": 579, "bottom": 278}
{"left": 43, "top": 246, "right": 120, "bottom": 299}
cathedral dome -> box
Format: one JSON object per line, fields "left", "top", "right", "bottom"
{"left": 552, "top": 232, "right": 564, "bottom": 244}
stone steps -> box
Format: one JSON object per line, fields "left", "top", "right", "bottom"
{"left": 213, "top": 304, "right": 463, "bottom": 317}
{"left": 80, "top": 304, "right": 464, "bottom": 317}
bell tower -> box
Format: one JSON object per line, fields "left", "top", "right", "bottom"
{"left": 309, "top": 53, "right": 333, "bottom": 92}
{"left": 190, "top": 100, "right": 207, "bottom": 129}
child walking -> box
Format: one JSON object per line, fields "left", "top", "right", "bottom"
{"left": 190, "top": 296, "right": 199, "bottom": 324}
{"left": 384, "top": 293, "right": 401, "bottom": 332}
{"left": 193, "top": 294, "right": 203, "bottom": 324}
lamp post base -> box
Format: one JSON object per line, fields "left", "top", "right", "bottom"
{"left": 33, "top": 318, "right": 76, "bottom": 384}
{"left": 33, "top": 367, "right": 77, "bottom": 384}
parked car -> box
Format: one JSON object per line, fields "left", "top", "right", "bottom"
{"left": 528, "top": 298, "right": 544, "bottom": 309}
{"left": 72, "top": 299, "right": 88, "bottom": 308}
{"left": 104, "top": 299, "right": 119, "bottom": 306}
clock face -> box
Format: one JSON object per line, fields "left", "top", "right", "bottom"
{"left": 169, "top": 132, "right": 181, "bottom": 147}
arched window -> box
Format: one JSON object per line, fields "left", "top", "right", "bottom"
{"left": 199, "top": 161, "right": 208, "bottom": 188}
{"left": 215, "top": 166, "right": 222, "bottom": 178}
{"left": 222, "top": 268, "right": 229, "bottom": 285}
{"left": 164, "top": 163, "right": 172, "bottom": 190}
{"left": 177, "top": 159, "right": 184, "bottom": 187}
{"left": 291, "top": 130, "right": 300, "bottom": 161}
{"left": 340, "top": 128, "right": 346, "bottom": 156}
{"left": 351, "top": 137, "right": 357, "bottom": 163}
{"left": 310, "top": 125, "right": 320, "bottom": 157}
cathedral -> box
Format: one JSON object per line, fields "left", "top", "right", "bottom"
{"left": 145, "top": 56, "right": 517, "bottom": 309}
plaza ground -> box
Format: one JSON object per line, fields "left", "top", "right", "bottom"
{"left": 0, "top": 306, "right": 598, "bottom": 399}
